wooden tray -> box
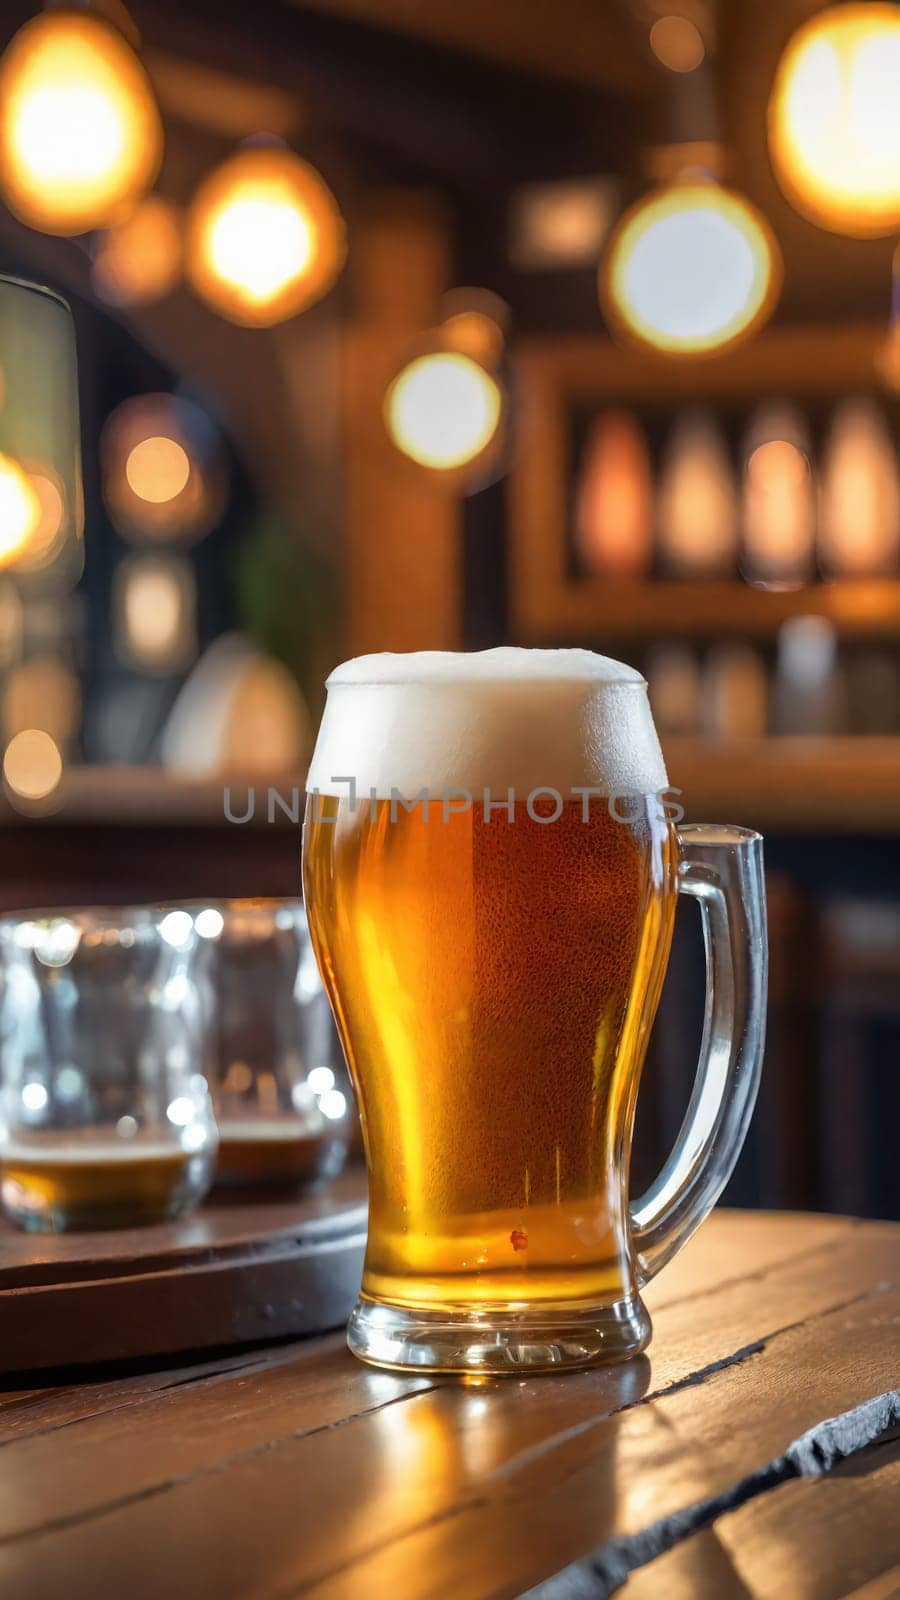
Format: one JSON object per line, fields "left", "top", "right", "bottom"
{"left": 0, "top": 1166, "right": 367, "bottom": 1376}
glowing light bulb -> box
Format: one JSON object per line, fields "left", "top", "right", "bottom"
{"left": 3, "top": 728, "right": 63, "bottom": 802}
{"left": 102, "top": 395, "right": 220, "bottom": 545}
{"left": 125, "top": 436, "right": 191, "bottom": 504}
{"left": 114, "top": 553, "right": 197, "bottom": 673}
{"left": 601, "top": 181, "right": 781, "bottom": 356}
{"left": 0, "top": 453, "right": 40, "bottom": 567}
{"left": 769, "top": 4, "right": 900, "bottom": 237}
{"left": 186, "top": 146, "right": 346, "bottom": 326}
{"left": 385, "top": 352, "right": 502, "bottom": 471}
{"left": 0, "top": 11, "right": 162, "bottom": 235}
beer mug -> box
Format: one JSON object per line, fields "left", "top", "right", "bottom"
{"left": 303, "top": 649, "right": 766, "bottom": 1374}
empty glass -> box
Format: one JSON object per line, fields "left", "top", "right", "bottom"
{"left": 0, "top": 906, "right": 217, "bottom": 1231}
{"left": 184, "top": 898, "right": 353, "bottom": 1189}
{"left": 0, "top": 275, "right": 84, "bottom": 592}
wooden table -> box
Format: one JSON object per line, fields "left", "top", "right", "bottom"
{"left": 0, "top": 1208, "right": 897, "bottom": 1600}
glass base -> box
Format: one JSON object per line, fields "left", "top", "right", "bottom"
{"left": 347, "top": 1291, "right": 652, "bottom": 1375}
{"left": 0, "top": 1192, "right": 203, "bottom": 1233}
{"left": 0, "top": 1148, "right": 214, "bottom": 1233}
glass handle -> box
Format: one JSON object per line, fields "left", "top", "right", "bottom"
{"left": 630, "top": 823, "right": 767, "bottom": 1287}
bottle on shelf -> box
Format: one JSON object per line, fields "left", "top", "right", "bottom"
{"left": 740, "top": 401, "right": 815, "bottom": 589}
{"left": 819, "top": 399, "right": 900, "bottom": 578}
{"left": 772, "top": 616, "right": 848, "bottom": 735}
{"left": 701, "top": 644, "right": 769, "bottom": 742}
{"left": 646, "top": 642, "right": 702, "bottom": 736}
{"left": 845, "top": 649, "right": 900, "bottom": 736}
{"left": 574, "top": 410, "right": 653, "bottom": 579}
{"left": 657, "top": 408, "right": 738, "bottom": 579}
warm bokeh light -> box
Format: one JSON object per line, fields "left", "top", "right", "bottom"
{"left": 439, "top": 289, "right": 508, "bottom": 368}
{"left": 0, "top": 453, "right": 40, "bottom": 568}
{"left": 15, "top": 470, "right": 67, "bottom": 573}
{"left": 3, "top": 728, "right": 63, "bottom": 802}
{"left": 649, "top": 15, "right": 706, "bottom": 73}
{"left": 186, "top": 146, "right": 346, "bottom": 326}
{"left": 125, "top": 436, "right": 191, "bottom": 504}
{"left": 114, "top": 553, "right": 197, "bottom": 672}
{"left": 102, "top": 394, "right": 222, "bottom": 544}
{"left": 509, "top": 177, "right": 615, "bottom": 270}
{"left": 92, "top": 195, "right": 182, "bottom": 306}
{"left": 385, "top": 352, "right": 502, "bottom": 471}
{"left": 441, "top": 312, "right": 505, "bottom": 368}
{"left": 601, "top": 181, "right": 781, "bottom": 356}
{"left": 0, "top": 11, "right": 162, "bottom": 236}
{"left": 4, "top": 656, "right": 81, "bottom": 745}
{"left": 768, "top": 4, "right": 900, "bottom": 237}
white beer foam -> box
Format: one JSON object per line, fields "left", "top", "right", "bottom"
{"left": 326, "top": 647, "right": 645, "bottom": 686}
{"left": 309, "top": 648, "right": 668, "bottom": 799}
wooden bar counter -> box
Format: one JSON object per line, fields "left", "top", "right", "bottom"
{"left": 0, "top": 1207, "right": 897, "bottom": 1599}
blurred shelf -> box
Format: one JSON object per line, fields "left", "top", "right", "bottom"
{"left": 0, "top": 768, "right": 307, "bottom": 829}
{"left": 522, "top": 578, "right": 900, "bottom": 642}
{"left": 666, "top": 737, "right": 900, "bottom": 834}
{"left": 2, "top": 748, "right": 899, "bottom": 835}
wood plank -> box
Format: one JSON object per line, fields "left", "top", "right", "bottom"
{"left": 291, "top": 0, "right": 654, "bottom": 93}
{"left": 0, "top": 1341, "right": 338, "bottom": 1448}
{"left": 0, "top": 1340, "right": 438, "bottom": 1547}
{"left": 663, "top": 739, "right": 900, "bottom": 837}
{"left": 643, "top": 1208, "right": 854, "bottom": 1312}
{"left": 611, "top": 1524, "right": 754, "bottom": 1600}
{"left": 719, "top": 1452, "right": 900, "bottom": 1600}
{"left": 0, "top": 1208, "right": 836, "bottom": 1433}
{"left": 309, "top": 1301, "right": 900, "bottom": 1600}
{"left": 0, "top": 1168, "right": 366, "bottom": 1282}
{"left": 0, "top": 1172, "right": 367, "bottom": 1373}
{"left": 599, "top": 1446, "right": 900, "bottom": 1600}
{"left": 343, "top": 194, "right": 463, "bottom": 657}
{"left": 514, "top": 574, "right": 900, "bottom": 645}
{"left": 0, "top": 1221, "right": 895, "bottom": 1599}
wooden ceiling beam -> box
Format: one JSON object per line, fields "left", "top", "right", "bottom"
{"left": 290, "top": 0, "right": 656, "bottom": 95}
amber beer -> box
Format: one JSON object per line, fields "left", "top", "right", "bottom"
{"left": 215, "top": 1118, "right": 330, "bottom": 1187}
{"left": 0, "top": 1140, "right": 203, "bottom": 1230}
{"left": 303, "top": 649, "right": 678, "bottom": 1353}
